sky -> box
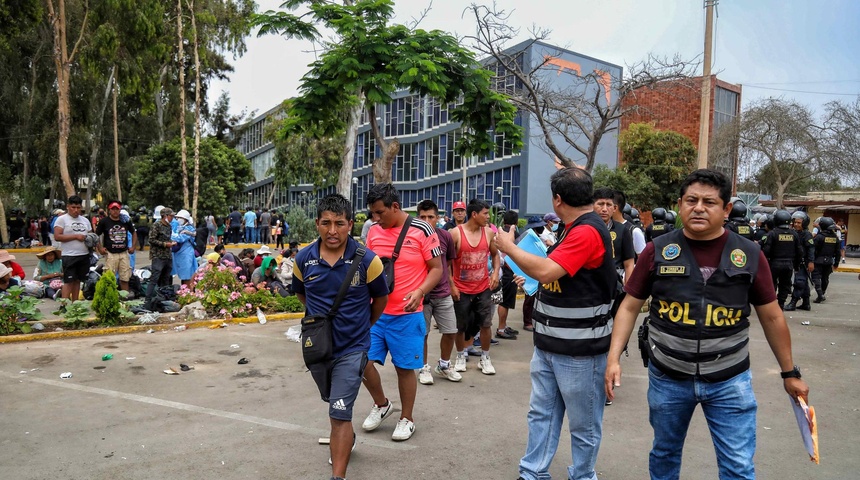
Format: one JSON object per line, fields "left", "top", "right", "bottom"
{"left": 209, "top": 0, "right": 860, "bottom": 122}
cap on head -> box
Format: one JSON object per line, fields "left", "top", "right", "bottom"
{"left": 108, "top": 202, "right": 121, "bottom": 210}
{"left": 543, "top": 212, "right": 560, "bottom": 223}
{"left": 452, "top": 201, "right": 466, "bottom": 211}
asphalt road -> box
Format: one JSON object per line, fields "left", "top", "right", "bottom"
{"left": 1, "top": 272, "right": 858, "bottom": 479}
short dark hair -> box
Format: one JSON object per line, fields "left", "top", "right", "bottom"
{"left": 467, "top": 198, "right": 490, "bottom": 219}
{"left": 416, "top": 199, "right": 439, "bottom": 215}
{"left": 550, "top": 167, "right": 593, "bottom": 208}
{"left": 317, "top": 193, "right": 353, "bottom": 221}
{"left": 68, "top": 195, "right": 82, "bottom": 205}
{"left": 366, "top": 183, "right": 400, "bottom": 209}
{"left": 240, "top": 248, "right": 255, "bottom": 259}
{"left": 680, "top": 169, "right": 731, "bottom": 207}
{"left": 592, "top": 187, "right": 615, "bottom": 203}
{"left": 214, "top": 244, "right": 225, "bottom": 254}
{"left": 613, "top": 190, "right": 627, "bottom": 211}
{"left": 502, "top": 210, "right": 519, "bottom": 226}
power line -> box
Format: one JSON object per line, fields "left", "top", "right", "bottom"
{"left": 742, "top": 85, "right": 859, "bottom": 96}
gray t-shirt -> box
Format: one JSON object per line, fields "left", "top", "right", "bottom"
{"left": 54, "top": 213, "right": 92, "bottom": 256}
{"left": 260, "top": 212, "right": 271, "bottom": 228}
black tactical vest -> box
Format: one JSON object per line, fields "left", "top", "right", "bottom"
{"left": 727, "top": 219, "right": 754, "bottom": 240}
{"left": 648, "top": 230, "right": 760, "bottom": 382}
{"left": 798, "top": 230, "right": 814, "bottom": 264}
{"left": 533, "top": 212, "right": 617, "bottom": 357}
{"left": 764, "top": 226, "right": 799, "bottom": 266}
{"left": 647, "top": 223, "right": 670, "bottom": 242}
{"left": 814, "top": 231, "right": 839, "bottom": 264}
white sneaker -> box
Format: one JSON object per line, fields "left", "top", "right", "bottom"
{"left": 454, "top": 354, "right": 467, "bottom": 372}
{"left": 479, "top": 355, "right": 496, "bottom": 375}
{"left": 434, "top": 363, "right": 462, "bottom": 382}
{"left": 418, "top": 365, "right": 434, "bottom": 385}
{"left": 391, "top": 418, "right": 415, "bottom": 441}
{"left": 362, "top": 400, "right": 394, "bottom": 431}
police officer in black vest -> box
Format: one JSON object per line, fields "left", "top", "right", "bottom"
{"left": 762, "top": 210, "right": 804, "bottom": 309}
{"left": 605, "top": 169, "right": 809, "bottom": 479}
{"left": 812, "top": 217, "right": 840, "bottom": 303}
{"left": 495, "top": 166, "right": 617, "bottom": 480}
{"left": 725, "top": 200, "right": 754, "bottom": 240}
{"left": 785, "top": 211, "right": 815, "bottom": 311}
{"left": 645, "top": 207, "right": 671, "bottom": 242}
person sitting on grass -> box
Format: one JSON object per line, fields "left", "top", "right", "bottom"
{"left": 251, "top": 256, "right": 289, "bottom": 297}
{"left": 35, "top": 246, "right": 64, "bottom": 299}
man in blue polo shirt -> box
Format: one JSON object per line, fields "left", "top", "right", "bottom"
{"left": 293, "top": 194, "right": 389, "bottom": 480}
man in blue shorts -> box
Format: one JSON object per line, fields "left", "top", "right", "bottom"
{"left": 293, "top": 194, "right": 389, "bottom": 480}
{"left": 362, "top": 183, "right": 442, "bottom": 441}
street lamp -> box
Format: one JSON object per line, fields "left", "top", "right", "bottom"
{"left": 495, "top": 186, "right": 503, "bottom": 203}
{"left": 352, "top": 177, "right": 359, "bottom": 211}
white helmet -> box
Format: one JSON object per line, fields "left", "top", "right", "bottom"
{"left": 176, "top": 209, "right": 193, "bottom": 224}
{"left": 154, "top": 205, "right": 165, "bottom": 220}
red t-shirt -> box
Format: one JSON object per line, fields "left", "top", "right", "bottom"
{"left": 625, "top": 230, "right": 776, "bottom": 305}
{"left": 548, "top": 224, "right": 606, "bottom": 276}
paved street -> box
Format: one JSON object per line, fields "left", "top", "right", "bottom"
{"left": 1, "top": 269, "right": 858, "bottom": 479}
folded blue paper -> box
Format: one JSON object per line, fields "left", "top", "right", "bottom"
{"left": 504, "top": 230, "right": 548, "bottom": 296}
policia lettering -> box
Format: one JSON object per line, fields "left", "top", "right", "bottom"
{"left": 647, "top": 230, "right": 760, "bottom": 382}
{"left": 656, "top": 301, "right": 743, "bottom": 327}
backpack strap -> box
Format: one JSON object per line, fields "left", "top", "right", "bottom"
{"left": 326, "top": 246, "right": 366, "bottom": 318}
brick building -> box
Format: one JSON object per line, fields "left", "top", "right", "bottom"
{"left": 619, "top": 75, "right": 742, "bottom": 182}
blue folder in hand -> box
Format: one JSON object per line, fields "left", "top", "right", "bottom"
{"left": 504, "top": 230, "right": 547, "bottom": 296}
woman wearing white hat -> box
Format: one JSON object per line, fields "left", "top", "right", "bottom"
{"left": 170, "top": 209, "right": 197, "bottom": 286}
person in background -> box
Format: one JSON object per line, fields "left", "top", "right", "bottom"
{"left": 39, "top": 216, "right": 51, "bottom": 246}
{"left": 259, "top": 208, "right": 272, "bottom": 245}
{"left": 361, "top": 211, "right": 380, "bottom": 245}
{"left": 53, "top": 196, "right": 93, "bottom": 301}
{"left": 0, "top": 264, "right": 19, "bottom": 295}
{"left": 443, "top": 201, "right": 467, "bottom": 230}
{"left": 0, "top": 250, "right": 26, "bottom": 281}
{"left": 34, "top": 246, "right": 63, "bottom": 299}
{"left": 251, "top": 256, "right": 289, "bottom": 297}
{"left": 95, "top": 202, "right": 137, "bottom": 293}
{"left": 244, "top": 206, "right": 258, "bottom": 244}
{"left": 171, "top": 209, "right": 197, "bottom": 287}
{"left": 276, "top": 248, "right": 296, "bottom": 287}
{"left": 143, "top": 207, "right": 177, "bottom": 310}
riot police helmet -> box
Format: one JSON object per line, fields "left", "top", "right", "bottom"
{"left": 622, "top": 204, "right": 632, "bottom": 216}
{"left": 790, "top": 210, "right": 810, "bottom": 229}
{"left": 665, "top": 210, "right": 676, "bottom": 225}
{"left": 729, "top": 201, "right": 748, "bottom": 221}
{"left": 630, "top": 208, "right": 640, "bottom": 220}
{"left": 652, "top": 207, "right": 667, "bottom": 223}
{"left": 91, "top": 205, "right": 100, "bottom": 213}
{"left": 773, "top": 210, "right": 792, "bottom": 228}
{"left": 818, "top": 217, "right": 836, "bottom": 231}
{"left": 138, "top": 206, "right": 147, "bottom": 213}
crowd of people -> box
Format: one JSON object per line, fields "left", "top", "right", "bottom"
{"left": 292, "top": 168, "right": 819, "bottom": 480}
{"left": 1, "top": 167, "right": 841, "bottom": 480}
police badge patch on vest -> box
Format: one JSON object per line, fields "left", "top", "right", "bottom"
{"left": 730, "top": 249, "right": 747, "bottom": 268}
{"left": 661, "top": 244, "right": 681, "bottom": 260}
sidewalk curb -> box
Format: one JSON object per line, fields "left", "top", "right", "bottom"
{"left": 0, "top": 312, "right": 304, "bottom": 344}
{"left": 836, "top": 266, "right": 860, "bottom": 274}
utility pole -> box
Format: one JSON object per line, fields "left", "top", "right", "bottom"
{"left": 697, "top": 0, "right": 717, "bottom": 169}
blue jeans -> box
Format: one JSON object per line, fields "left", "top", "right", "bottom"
{"left": 519, "top": 348, "right": 606, "bottom": 480}
{"left": 647, "top": 364, "right": 757, "bottom": 480}
{"left": 244, "top": 226, "right": 257, "bottom": 243}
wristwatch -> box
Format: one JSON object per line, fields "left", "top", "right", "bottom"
{"left": 780, "top": 366, "right": 802, "bottom": 379}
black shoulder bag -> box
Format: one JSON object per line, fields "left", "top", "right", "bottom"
{"left": 379, "top": 216, "right": 412, "bottom": 292}
{"left": 300, "top": 246, "right": 366, "bottom": 366}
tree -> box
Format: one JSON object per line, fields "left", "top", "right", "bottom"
{"left": 736, "top": 160, "right": 840, "bottom": 197}
{"left": 591, "top": 164, "right": 659, "bottom": 212}
{"left": 128, "top": 137, "right": 252, "bottom": 217}
{"left": 823, "top": 97, "right": 860, "bottom": 183}
{"left": 45, "top": 0, "right": 90, "bottom": 196}
{"left": 253, "top": 0, "right": 523, "bottom": 194}
{"left": 619, "top": 123, "right": 697, "bottom": 209}
{"left": 265, "top": 104, "right": 345, "bottom": 196}
{"left": 466, "top": 3, "right": 698, "bottom": 172}
{"left": 737, "top": 98, "right": 827, "bottom": 208}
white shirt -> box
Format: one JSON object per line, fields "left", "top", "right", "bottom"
{"left": 54, "top": 213, "right": 92, "bottom": 256}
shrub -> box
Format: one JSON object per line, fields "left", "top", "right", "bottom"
{"left": 92, "top": 270, "right": 123, "bottom": 326}
{"left": 0, "top": 286, "right": 43, "bottom": 335}
{"left": 55, "top": 299, "right": 91, "bottom": 329}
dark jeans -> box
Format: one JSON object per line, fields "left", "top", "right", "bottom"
{"left": 145, "top": 257, "right": 173, "bottom": 306}
{"left": 229, "top": 227, "right": 242, "bottom": 244}
{"left": 259, "top": 226, "right": 270, "bottom": 245}
{"left": 522, "top": 294, "right": 536, "bottom": 327}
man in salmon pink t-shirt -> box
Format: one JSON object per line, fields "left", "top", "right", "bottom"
{"left": 361, "top": 183, "right": 442, "bottom": 442}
